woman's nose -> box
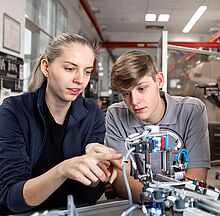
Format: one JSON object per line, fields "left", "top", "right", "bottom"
{"left": 73, "top": 70, "right": 83, "bottom": 84}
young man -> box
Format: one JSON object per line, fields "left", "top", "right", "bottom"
{"left": 105, "top": 50, "right": 210, "bottom": 201}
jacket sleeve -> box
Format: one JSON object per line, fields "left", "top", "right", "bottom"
{"left": 0, "top": 99, "right": 33, "bottom": 213}
{"left": 82, "top": 102, "right": 106, "bottom": 203}
{"left": 86, "top": 102, "right": 106, "bottom": 145}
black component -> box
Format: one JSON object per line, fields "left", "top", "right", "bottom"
{"left": 104, "top": 183, "right": 117, "bottom": 199}
{"left": 140, "top": 176, "right": 151, "bottom": 187}
{"left": 0, "top": 51, "right": 24, "bottom": 92}
{"left": 153, "top": 190, "right": 166, "bottom": 202}
{"left": 206, "top": 94, "right": 220, "bottom": 108}
{"left": 132, "top": 140, "right": 154, "bottom": 154}
{"left": 173, "top": 197, "right": 189, "bottom": 212}
{"left": 215, "top": 171, "right": 220, "bottom": 179}
{"left": 131, "top": 165, "right": 138, "bottom": 179}
{"left": 195, "top": 83, "right": 220, "bottom": 108}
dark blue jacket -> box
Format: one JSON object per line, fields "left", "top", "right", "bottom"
{"left": 0, "top": 82, "right": 106, "bottom": 214}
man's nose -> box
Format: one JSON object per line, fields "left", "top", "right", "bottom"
{"left": 130, "top": 92, "right": 140, "bottom": 105}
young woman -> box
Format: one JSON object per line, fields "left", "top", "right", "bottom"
{"left": 0, "top": 33, "right": 122, "bottom": 214}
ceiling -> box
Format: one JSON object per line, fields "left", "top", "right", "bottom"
{"left": 87, "top": 0, "right": 220, "bottom": 43}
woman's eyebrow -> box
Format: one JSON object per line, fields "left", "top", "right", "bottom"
{"left": 63, "top": 61, "right": 94, "bottom": 69}
{"left": 63, "top": 61, "right": 77, "bottom": 66}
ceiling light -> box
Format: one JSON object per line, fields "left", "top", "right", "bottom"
{"left": 145, "top": 13, "right": 157, "bottom": 21}
{"left": 91, "top": 6, "right": 100, "bottom": 14}
{"left": 158, "top": 14, "right": 170, "bottom": 22}
{"left": 196, "top": 60, "right": 201, "bottom": 65}
{"left": 182, "top": 5, "right": 207, "bottom": 33}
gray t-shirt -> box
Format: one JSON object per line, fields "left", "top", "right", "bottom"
{"left": 105, "top": 91, "right": 210, "bottom": 174}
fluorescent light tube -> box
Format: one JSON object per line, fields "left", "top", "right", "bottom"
{"left": 158, "top": 14, "right": 170, "bottom": 22}
{"left": 182, "top": 5, "right": 207, "bottom": 33}
{"left": 145, "top": 13, "right": 157, "bottom": 21}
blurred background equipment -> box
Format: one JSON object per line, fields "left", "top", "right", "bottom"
{"left": 195, "top": 83, "right": 220, "bottom": 108}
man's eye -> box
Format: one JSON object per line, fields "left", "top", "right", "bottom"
{"left": 138, "top": 87, "right": 146, "bottom": 92}
{"left": 122, "top": 92, "right": 130, "bottom": 97}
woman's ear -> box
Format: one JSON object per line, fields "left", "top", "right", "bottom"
{"left": 40, "top": 59, "right": 49, "bottom": 78}
{"left": 156, "top": 72, "right": 164, "bottom": 89}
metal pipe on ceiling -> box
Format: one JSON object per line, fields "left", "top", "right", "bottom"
{"left": 101, "top": 32, "right": 220, "bottom": 49}
{"left": 101, "top": 41, "right": 220, "bottom": 49}
{"left": 209, "top": 31, "right": 220, "bottom": 42}
{"left": 168, "top": 45, "right": 220, "bottom": 56}
{"left": 79, "top": 0, "right": 103, "bottom": 41}
{"left": 101, "top": 42, "right": 158, "bottom": 48}
{"left": 79, "top": 0, "right": 115, "bottom": 61}
{"left": 185, "top": 31, "right": 220, "bottom": 61}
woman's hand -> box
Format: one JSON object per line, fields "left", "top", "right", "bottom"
{"left": 59, "top": 152, "right": 122, "bottom": 185}
{"left": 85, "top": 143, "right": 122, "bottom": 183}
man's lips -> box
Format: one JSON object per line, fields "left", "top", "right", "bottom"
{"left": 133, "top": 107, "right": 146, "bottom": 113}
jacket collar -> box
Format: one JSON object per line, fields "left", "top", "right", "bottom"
{"left": 68, "top": 96, "right": 88, "bottom": 125}
{"left": 36, "top": 81, "right": 88, "bottom": 124}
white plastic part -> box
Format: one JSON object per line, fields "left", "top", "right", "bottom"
{"left": 145, "top": 125, "right": 160, "bottom": 133}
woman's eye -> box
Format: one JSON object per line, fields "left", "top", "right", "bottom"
{"left": 65, "top": 67, "right": 74, "bottom": 72}
{"left": 85, "top": 71, "right": 92, "bottom": 75}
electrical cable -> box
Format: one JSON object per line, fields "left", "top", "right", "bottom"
{"left": 125, "top": 139, "right": 137, "bottom": 170}
{"left": 120, "top": 204, "right": 140, "bottom": 216}
{"left": 122, "top": 147, "right": 136, "bottom": 216}
{"left": 160, "top": 127, "right": 185, "bottom": 149}
{"left": 173, "top": 148, "right": 189, "bottom": 169}
{"left": 67, "top": 195, "right": 79, "bottom": 216}
{"left": 121, "top": 126, "right": 220, "bottom": 215}
{"left": 29, "top": 195, "right": 78, "bottom": 216}
{"left": 30, "top": 210, "right": 66, "bottom": 216}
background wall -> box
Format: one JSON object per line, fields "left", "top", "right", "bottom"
{"left": 63, "top": 0, "right": 99, "bottom": 41}
{"left": 0, "top": 0, "right": 25, "bottom": 59}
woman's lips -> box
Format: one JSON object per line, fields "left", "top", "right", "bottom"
{"left": 67, "top": 88, "right": 81, "bottom": 95}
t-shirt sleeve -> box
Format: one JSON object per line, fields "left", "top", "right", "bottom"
{"left": 184, "top": 101, "right": 210, "bottom": 169}
{"left": 104, "top": 107, "right": 128, "bottom": 156}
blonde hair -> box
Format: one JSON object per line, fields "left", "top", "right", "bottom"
{"left": 28, "top": 33, "right": 99, "bottom": 92}
{"left": 111, "top": 50, "right": 158, "bottom": 92}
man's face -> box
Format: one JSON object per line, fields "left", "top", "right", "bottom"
{"left": 121, "top": 73, "right": 164, "bottom": 123}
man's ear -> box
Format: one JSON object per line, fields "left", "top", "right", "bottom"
{"left": 40, "top": 59, "right": 49, "bottom": 78}
{"left": 156, "top": 72, "right": 164, "bottom": 89}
